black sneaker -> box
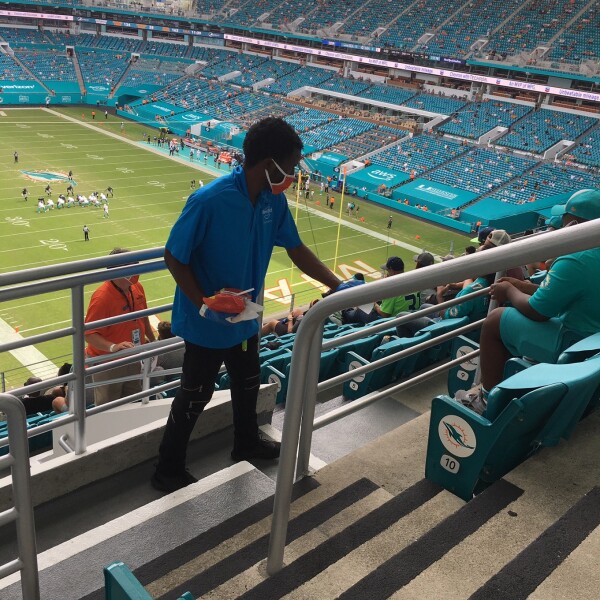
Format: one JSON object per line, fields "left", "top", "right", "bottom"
{"left": 231, "top": 438, "right": 281, "bottom": 462}
{"left": 151, "top": 468, "right": 198, "bottom": 493}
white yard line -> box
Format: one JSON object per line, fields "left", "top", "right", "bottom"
{"left": 0, "top": 318, "right": 57, "bottom": 379}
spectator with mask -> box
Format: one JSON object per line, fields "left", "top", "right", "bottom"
{"left": 152, "top": 117, "right": 352, "bottom": 493}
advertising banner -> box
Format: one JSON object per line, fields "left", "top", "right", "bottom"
{"left": 347, "top": 166, "right": 410, "bottom": 191}
{"left": 392, "top": 178, "right": 478, "bottom": 208}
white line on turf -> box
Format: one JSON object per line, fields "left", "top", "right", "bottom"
{"left": 0, "top": 317, "right": 57, "bottom": 378}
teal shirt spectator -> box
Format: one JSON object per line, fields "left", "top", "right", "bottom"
{"left": 166, "top": 167, "right": 302, "bottom": 349}
{"left": 444, "top": 277, "right": 490, "bottom": 322}
{"left": 529, "top": 248, "right": 600, "bottom": 336}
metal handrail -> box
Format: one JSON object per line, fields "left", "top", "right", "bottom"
{"left": 267, "top": 221, "right": 600, "bottom": 574}
{"left": 0, "top": 394, "right": 39, "bottom": 600}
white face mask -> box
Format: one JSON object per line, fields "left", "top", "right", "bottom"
{"left": 265, "top": 159, "right": 296, "bottom": 194}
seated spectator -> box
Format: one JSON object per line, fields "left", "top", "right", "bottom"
{"left": 342, "top": 257, "right": 420, "bottom": 324}
{"left": 155, "top": 321, "right": 185, "bottom": 373}
{"left": 261, "top": 299, "right": 319, "bottom": 337}
{"left": 21, "top": 362, "right": 71, "bottom": 415}
{"left": 414, "top": 251, "right": 435, "bottom": 304}
{"left": 461, "top": 189, "right": 600, "bottom": 414}
{"left": 477, "top": 229, "right": 525, "bottom": 280}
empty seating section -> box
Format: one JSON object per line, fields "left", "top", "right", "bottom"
{"left": 549, "top": 2, "right": 600, "bottom": 61}
{"left": 94, "top": 35, "right": 144, "bottom": 53}
{"left": 421, "top": 0, "right": 523, "bottom": 57}
{"left": 269, "top": 0, "right": 316, "bottom": 29}
{"left": 329, "top": 125, "right": 404, "bottom": 159}
{"left": 355, "top": 83, "right": 416, "bottom": 107}
{"left": 222, "top": 1, "right": 281, "bottom": 27}
{"left": 379, "top": 0, "right": 468, "bottom": 50}
{"left": 497, "top": 109, "right": 597, "bottom": 153}
{"left": 426, "top": 147, "right": 537, "bottom": 196}
{"left": 196, "top": 0, "right": 221, "bottom": 16}
{"left": 0, "top": 52, "right": 30, "bottom": 80}
{"left": 77, "top": 49, "right": 129, "bottom": 88}
{"left": 228, "top": 59, "right": 300, "bottom": 87}
{"left": 401, "top": 93, "right": 467, "bottom": 115}
{"left": 200, "top": 52, "right": 267, "bottom": 79}
{"left": 486, "top": 0, "right": 589, "bottom": 56}
{"left": 370, "top": 135, "right": 467, "bottom": 177}
{"left": 284, "top": 107, "right": 335, "bottom": 131}
{"left": 141, "top": 40, "right": 192, "bottom": 59}
{"left": 14, "top": 50, "right": 77, "bottom": 81}
{"left": 299, "top": 118, "right": 374, "bottom": 152}
{"left": 493, "top": 163, "right": 600, "bottom": 205}
{"left": 151, "top": 77, "right": 241, "bottom": 112}
{"left": 119, "top": 68, "right": 183, "bottom": 89}
{"left": 211, "top": 92, "right": 277, "bottom": 120}
{"left": 438, "top": 100, "right": 532, "bottom": 139}
{"left": 0, "top": 27, "right": 53, "bottom": 47}
{"left": 338, "top": 1, "right": 398, "bottom": 37}
{"left": 263, "top": 65, "right": 335, "bottom": 95}
{"left": 567, "top": 126, "right": 600, "bottom": 168}
{"left": 60, "top": 33, "right": 98, "bottom": 47}
{"left": 298, "top": 0, "right": 367, "bottom": 34}
{"left": 234, "top": 101, "right": 300, "bottom": 128}
{"left": 316, "top": 75, "right": 373, "bottom": 96}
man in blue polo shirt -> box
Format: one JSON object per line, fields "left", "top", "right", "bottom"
{"left": 152, "top": 117, "right": 347, "bottom": 493}
{"left": 463, "top": 189, "right": 600, "bottom": 414}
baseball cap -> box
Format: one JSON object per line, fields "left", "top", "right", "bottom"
{"left": 477, "top": 226, "right": 495, "bottom": 244}
{"left": 487, "top": 229, "right": 511, "bottom": 246}
{"left": 544, "top": 215, "right": 562, "bottom": 230}
{"left": 413, "top": 251, "right": 434, "bottom": 267}
{"left": 551, "top": 189, "right": 600, "bottom": 222}
{"left": 381, "top": 256, "right": 405, "bottom": 272}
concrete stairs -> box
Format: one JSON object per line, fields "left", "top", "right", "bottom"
{"left": 9, "top": 52, "right": 53, "bottom": 94}
{"left": 71, "top": 48, "right": 87, "bottom": 96}
{"left": 2, "top": 405, "right": 598, "bottom": 599}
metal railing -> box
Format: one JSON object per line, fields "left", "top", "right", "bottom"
{"left": 267, "top": 220, "right": 600, "bottom": 574}
{"left": 0, "top": 394, "right": 39, "bottom": 600}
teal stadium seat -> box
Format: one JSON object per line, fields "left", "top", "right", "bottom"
{"left": 447, "top": 335, "right": 480, "bottom": 398}
{"left": 343, "top": 332, "right": 431, "bottom": 400}
{"left": 415, "top": 317, "right": 470, "bottom": 370}
{"left": 332, "top": 333, "right": 382, "bottom": 376}
{"left": 426, "top": 356, "right": 600, "bottom": 501}
{"left": 262, "top": 348, "right": 340, "bottom": 404}
{"left": 104, "top": 561, "right": 194, "bottom": 599}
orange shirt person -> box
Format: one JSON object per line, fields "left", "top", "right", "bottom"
{"left": 85, "top": 248, "right": 155, "bottom": 405}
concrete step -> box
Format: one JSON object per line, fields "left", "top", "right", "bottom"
{"left": 3, "top": 407, "right": 599, "bottom": 598}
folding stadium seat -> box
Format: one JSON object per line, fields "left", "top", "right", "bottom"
{"left": 342, "top": 332, "right": 432, "bottom": 401}
{"left": 447, "top": 334, "right": 480, "bottom": 398}
{"left": 104, "top": 561, "right": 195, "bottom": 599}
{"left": 262, "top": 348, "right": 340, "bottom": 405}
{"left": 414, "top": 317, "right": 471, "bottom": 371}
{"left": 426, "top": 355, "right": 600, "bottom": 501}
{"left": 331, "top": 333, "right": 382, "bottom": 376}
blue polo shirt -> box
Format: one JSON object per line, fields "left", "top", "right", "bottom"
{"left": 529, "top": 247, "right": 600, "bottom": 335}
{"left": 166, "top": 167, "right": 302, "bottom": 348}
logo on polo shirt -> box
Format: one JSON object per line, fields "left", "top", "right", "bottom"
{"left": 262, "top": 204, "right": 273, "bottom": 223}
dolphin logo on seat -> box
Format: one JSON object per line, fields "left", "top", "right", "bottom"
{"left": 443, "top": 421, "right": 474, "bottom": 449}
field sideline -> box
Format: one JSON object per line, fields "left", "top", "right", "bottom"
{"left": 0, "top": 107, "right": 470, "bottom": 386}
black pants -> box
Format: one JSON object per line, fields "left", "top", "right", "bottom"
{"left": 156, "top": 335, "right": 260, "bottom": 474}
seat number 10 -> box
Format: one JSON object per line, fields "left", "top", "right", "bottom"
{"left": 440, "top": 454, "right": 460, "bottom": 473}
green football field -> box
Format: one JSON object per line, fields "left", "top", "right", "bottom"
{"left": 0, "top": 107, "right": 470, "bottom": 385}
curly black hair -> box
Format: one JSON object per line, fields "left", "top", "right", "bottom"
{"left": 243, "top": 117, "right": 303, "bottom": 168}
